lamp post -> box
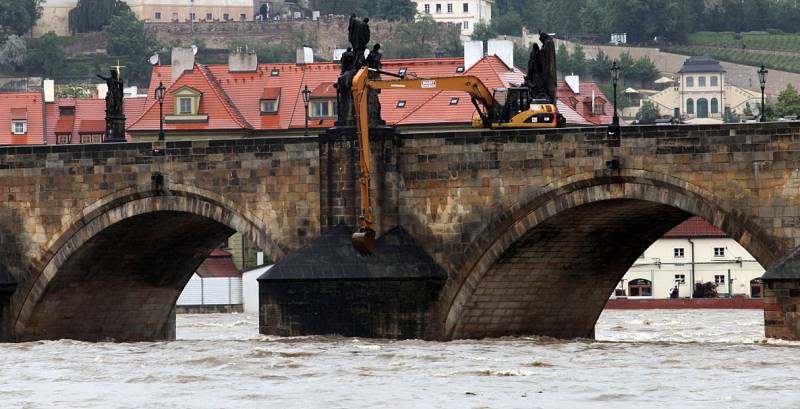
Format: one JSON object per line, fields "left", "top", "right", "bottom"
{"left": 611, "top": 60, "right": 620, "bottom": 126}
{"left": 155, "top": 82, "right": 166, "bottom": 141}
{"left": 758, "top": 64, "right": 768, "bottom": 122}
{"left": 302, "top": 85, "right": 311, "bottom": 136}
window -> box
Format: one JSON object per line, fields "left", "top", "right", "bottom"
{"left": 260, "top": 99, "right": 279, "bottom": 114}
{"left": 628, "top": 279, "right": 652, "bottom": 297}
{"left": 223, "top": 13, "right": 230, "bottom": 21}
{"left": 179, "top": 97, "right": 193, "bottom": 114}
{"left": 424, "top": 4, "right": 430, "bottom": 13}
{"left": 240, "top": 13, "right": 246, "bottom": 21}
{"left": 190, "top": 12, "right": 196, "bottom": 21}
{"left": 463, "top": 2, "right": 469, "bottom": 12}
{"left": 715, "top": 275, "right": 725, "bottom": 285}
{"left": 56, "top": 134, "right": 71, "bottom": 144}
{"left": 686, "top": 76, "right": 693, "bottom": 87}
{"left": 436, "top": 3, "right": 442, "bottom": 13}
{"left": 686, "top": 98, "right": 694, "bottom": 114}
{"left": 674, "top": 248, "right": 685, "bottom": 258}
{"left": 750, "top": 278, "right": 763, "bottom": 298}
{"left": 699, "top": 76, "right": 706, "bottom": 87}
{"left": 172, "top": 12, "right": 178, "bottom": 21}
{"left": 711, "top": 98, "right": 718, "bottom": 114}
{"left": 447, "top": 3, "right": 453, "bottom": 13}
{"left": 714, "top": 247, "right": 725, "bottom": 257}
{"left": 206, "top": 13, "right": 212, "bottom": 21}
{"left": 155, "top": 12, "right": 161, "bottom": 20}
{"left": 710, "top": 76, "right": 718, "bottom": 87}
{"left": 11, "top": 120, "right": 26, "bottom": 134}
{"left": 674, "top": 274, "right": 686, "bottom": 284}
{"left": 463, "top": 21, "right": 469, "bottom": 30}
{"left": 397, "top": 100, "right": 407, "bottom": 108}
{"left": 449, "top": 97, "right": 460, "bottom": 105}
{"left": 311, "top": 100, "right": 337, "bottom": 118}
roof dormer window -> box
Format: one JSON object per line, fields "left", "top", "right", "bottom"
{"left": 397, "top": 100, "right": 406, "bottom": 108}
{"left": 449, "top": 97, "right": 459, "bottom": 105}
{"left": 271, "top": 68, "right": 280, "bottom": 77}
{"left": 456, "top": 66, "right": 465, "bottom": 73}
{"left": 166, "top": 86, "right": 208, "bottom": 123}
{"left": 260, "top": 87, "right": 281, "bottom": 114}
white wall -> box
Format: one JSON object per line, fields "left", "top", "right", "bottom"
{"left": 242, "top": 265, "right": 272, "bottom": 313}
{"left": 620, "top": 237, "right": 764, "bottom": 298}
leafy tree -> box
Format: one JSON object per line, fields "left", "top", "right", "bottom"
{"left": 589, "top": 49, "right": 612, "bottom": 81}
{"left": 23, "top": 32, "right": 65, "bottom": 77}
{"left": 693, "top": 281, "right": 719, "bottom": 298}
{"left": 631, "top": 56, "right": 659, "bottom": 87}
{"left": 491, "top": 12, "right": 523, "bottom": 36}
{"left": 556, "top": 43, "right": 572, "bottom": 75}
{"left": 636, "top": 100, "right": 660, "bottom": 124}
{"left": 571, "top": 44, "right": 587, "bottom": 76}
{"left": 470, "top": 19, "right": 496, "bottom": 42}
{"left": 437, "top": 26, "right": 464, "bottom": 58}
{"left": 69, "top": 0, "right": 130, "bottom": 33}
{"left": 104, "top": 11, "right": 159, "bottom": 85}
{"left": 776, "top": 83, "right": 800, "bottom": 118}
{"left": 0, "top": 35, "right": 27, "bottom": 72}
{"left": 0, "top": 0, "right": 43, "bottom": 37}
{"left": 382, "top": 14, "right": 438, "bottom": 59}
{"left": 722, "top": 108, "right": 740, "bottom": 123}
{"left": 373, "top": 0, "right": 416, "bottom": 21}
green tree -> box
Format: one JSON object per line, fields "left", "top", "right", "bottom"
{"left": 631, "top": 56, "right": 659, "bottom": 87}
{"left": 23, "top": 32, "right": 65, "bottom": 77}
{"left": 636, "top": 100, "right": 660, "bottom": 124}
{"left": 0, "top": 35, "right": 27, "bottom": 72}
{"left": 437, "top": 26, "right": 464, "bottom": 58}
{"left": 470, "top": 19, "right": 496, "bottom": 42}
{"left": 105, "top": 10, "right": 159, "bottom": 85}
{"left": 0, "top": 0, "right": 43, "bottom": 37}
{"left": 589, "top": 49, "right": 612, "bottom": 81}
{"left": 776, "top": 83, "right": 800, "bottom": 118}
{"left": 382, "top": 14, "right": 438, "bottom": 59}
{"left": 556, "top": 43, "right": 572, "bottom": 75}
{"left": 722, "top": 108, "right": 740, "bottom": 123}
{"left": 491, "top": 12, "right": 523, "bottom": 36}
{"left": 373, "top": 0, "right": 416, "bottom": 21}
{"left": 69, "top": 0, "right": 130, "bottom": 33}
{"left": 571, "top": 44, "right": 587, "bottom": 76}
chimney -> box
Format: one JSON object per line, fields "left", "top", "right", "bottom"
{"left": 97, "top": 83, "right": 108, "bottom": 100}
{"left": 296, "top": 46, "right": 314, "bottom": 65}
{"left": 43, "top": 79, "right": 55, "bottom": 103}
{"left": 487, "top": 39, "right": 514, "bottom": 69}
{"left": 464, "top": 40, "right": 483, "bottom": 71}
{"left": 565, "top": 74, "right": 580, "bottom": 94}
{"left": 229, "top": 48, "right": 258, "bottom": 72}
{"left": 171, "top": 47, "right": 196, "bottom": 81}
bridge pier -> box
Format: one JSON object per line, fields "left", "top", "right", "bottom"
{"left": 763, "top": 250, "right": 800, "bottom": 340}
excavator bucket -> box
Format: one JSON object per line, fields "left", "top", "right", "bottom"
{"left": 352, "top": 227, "right": 377, "bottom": 256}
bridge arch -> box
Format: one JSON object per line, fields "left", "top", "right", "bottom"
{"left": 14, "top": 185, "right": 284, "bottom": 342}
{"left": 441, "top": 170, "right": 779, "bottom": 340}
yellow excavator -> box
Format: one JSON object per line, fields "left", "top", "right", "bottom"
{"left": 350, "top": 67, "right": 565, "bottom": 255}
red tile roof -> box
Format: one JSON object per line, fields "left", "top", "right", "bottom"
{"left": 664, "top": 217, "right": 727, "bottom": 238}
{"left": 0, "top": 92, "right": 44, "bottom": 145}
{"left": 195, "top": 248, "right": 241, "bottom": 278}
{"left": 54, "top": 116, "right": 75, "bottom": 134}
{"left": 557, "top": 82, "right": 615, "bottom": 125}
{"left": 45, "top": 98, "right": 147, "bottom": 144}
{"left": 79, "top": 119, "right": 106, "bottom": 134}
{"left": 128, "top": 56, "right": 603, "bottom": 137}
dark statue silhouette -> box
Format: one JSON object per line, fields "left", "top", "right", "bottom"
{"left": 97, "top": 68, "right": 126, "bottom": 142}
{"left": 336, "top": 14, "right": 383, "bottom": 126}
{"left": 524, "top": 31, "right": 557, "bottom": 104}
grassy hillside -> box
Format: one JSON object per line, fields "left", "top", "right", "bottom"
{"left": 688, "top": 31, "right": 800, "bottom": 52}
{"left": 665, "top": 45, "right": 800, "bottom": 74}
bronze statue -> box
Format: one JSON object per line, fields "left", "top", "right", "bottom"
{"left": 348, "top": 14, "right": 370, "bottom": 67}
{"left": 365, "top": 44, "right": 384, "bottom": 125}
{"left": 337, "top": 15, "right": 373, "bottom": 126}
{"left": 97, "top": 69, "right": 124, "bottom": 115}
{"left": 340, "top": 47, "right": 355, "bottom": 75}
{"left": 539, "top": 31, "right": 557, "bottom": 104}
{"left": 524, "top": 43, "right": 548, "bottom": 100}
{"left": 366, "top": 44, "right": 382, "bottom": 78}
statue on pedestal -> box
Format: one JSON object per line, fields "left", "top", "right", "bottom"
{"left": 97, "top": 64, "right": 126, "bottom": 142}
{"left": 524, "top": 31, "right": 558, "bottom": 104}
{"left": 365, "top": 43, "right": 385, "bottom": 126}
{"left": 335, "top": 14, "right": 371, "bottom": 126}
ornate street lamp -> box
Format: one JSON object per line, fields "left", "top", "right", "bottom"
{"left": 758, "top": 64, "right": 768, "bottom": 122}
{"left": 611, "top": 60, "right": 620, "bottom": 126}
{"left": 302, "top": 85, "right": 311, "bottom": 136}
{"left": 155, "top": 82, "right": 166, "bottom": 141}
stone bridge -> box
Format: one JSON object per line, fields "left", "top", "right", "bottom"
{"left": 1, "top": 122, "right": 800, "bottom": 342}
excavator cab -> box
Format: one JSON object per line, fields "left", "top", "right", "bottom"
{"left": 490, "top": 87, "right": 561, "bottom": 128}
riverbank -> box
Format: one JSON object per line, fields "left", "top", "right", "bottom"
{"left": 605, "top": 296, "right": 763, "bottom": 309}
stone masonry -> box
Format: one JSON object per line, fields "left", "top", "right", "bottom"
{"left": 2, "top": 123, "right": 800, "bottom": 341}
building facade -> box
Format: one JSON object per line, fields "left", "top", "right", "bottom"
{"left": 416, "top": 0, "right": 493, "bottom": 37}
{"left": 619, "top": 217, "right": 765, "bottom": 299}
{"left": 33, "top": 0, "right": 77, "bottom": 37}
{"left": 646, "top": 56, "right": 760, "bottom": 124}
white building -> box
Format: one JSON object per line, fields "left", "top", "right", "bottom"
{"left": 646, "top": 56, "right": 760, "bottom": 124}
{"left": 416, "top": 0, "right": 493, "bottom": 37}
{"left": 619, "top": 217, "right": 765, "bottom": 299}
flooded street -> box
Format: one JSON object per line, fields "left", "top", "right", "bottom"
{"left": 2, "top": 310, "right": 799, "bottom": 408}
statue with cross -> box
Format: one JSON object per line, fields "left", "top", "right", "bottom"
{"left": 96, "top": 61, "right": 127, "bottom": 142}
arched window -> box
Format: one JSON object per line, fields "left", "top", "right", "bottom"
{"left": 711, "top": 98, "right": 719, "bottom": 114}
{"left": 699, "top": 76, "right": 706, "bottom": 87}
{"left": 750, "top": 278, "right": 764, "bottom": 298}
{"left": 686, "top": 98, "right": 694, "bottom": 114}
{"left": 628, "top": 278, "right": 652, "bottom": 297}
{"left": 686, "top": 76, "right": 694, "bottom": 87}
